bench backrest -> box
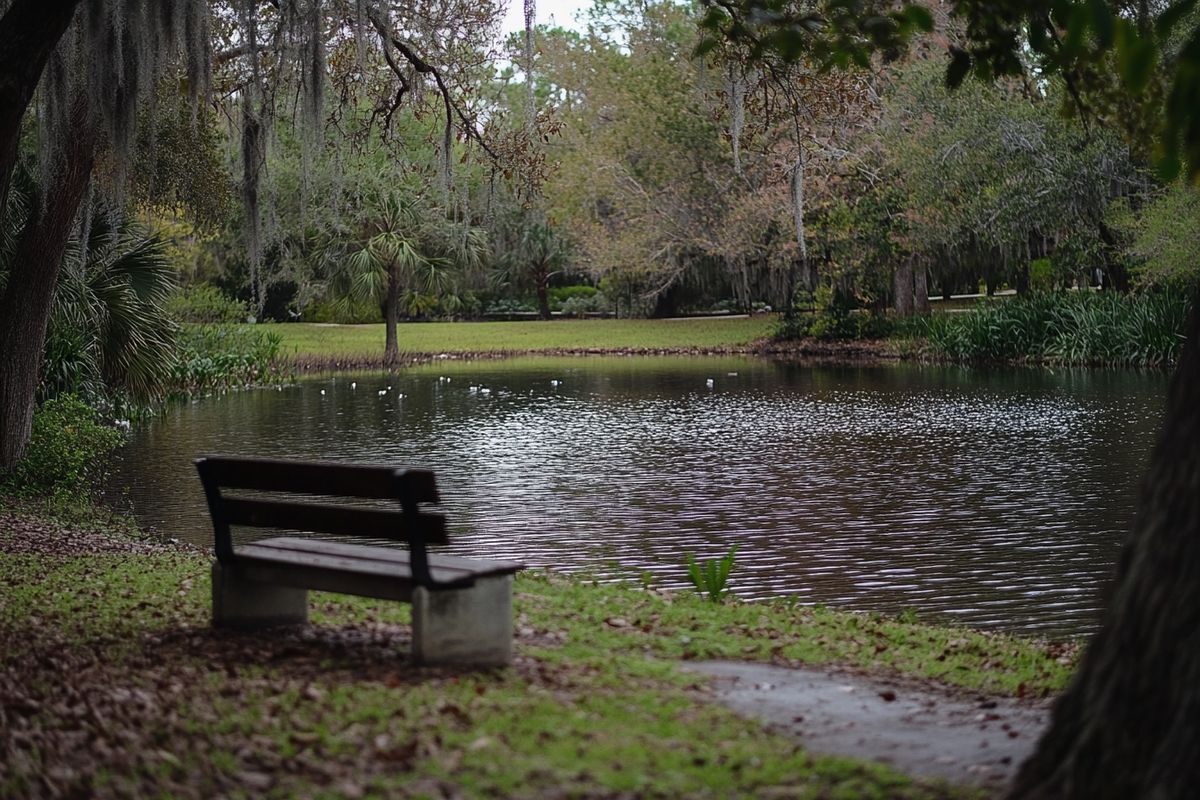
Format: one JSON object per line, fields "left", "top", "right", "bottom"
{"left": 195, "top": 455, "right": 445, "bottom": 585}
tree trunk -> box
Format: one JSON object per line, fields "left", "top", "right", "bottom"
{"left": 1009, "top": 285, "right": 1200, "bottom": 799}
{"left": 536, "top": 272, "right": 551, "bottom": 320}
{"left": 1015, "top": 260, "right": 1031, "bottom": 295}
{"left": 384, "top": 264, "right": 400, "bottom": 365}
{"left": 893, "top": 258, "right": 914, "bottom": 318}
{"left": 1093, "top": 217, "right": 1130, "bottom": 293}
{"left": 0, "top": 0, "right": 82, "bottom": 218}
{"left": 0, "top": 105, "right": 95, "bottom": 469}
{"left": 914, "top": 263, "right": 931, "bottom": 314}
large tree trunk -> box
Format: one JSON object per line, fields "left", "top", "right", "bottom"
{"left": 384, "top": 265, "right": 400, "bottom": 365}
{"left": 893, "top": 258, "right": 914, "bottom": 318}
{"left": 1009, "top": 286, "right": 1200, "bottom": 798}
{"left": 0, "top": 0, "right": 82, "bottom": 218}
{"left": 0, "top": 106, "right": 95, "bottom": 469}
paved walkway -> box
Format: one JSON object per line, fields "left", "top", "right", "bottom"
{"left": 684, "top": 660, "right": 1050, "bottom": 794}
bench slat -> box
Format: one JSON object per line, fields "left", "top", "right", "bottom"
{"left": 248, "top": 537, "right": 524, "bottom": 579}
{"left": 197, "top": 455, "right": 439, "bottom": 503}
{"left": 235, "top": 543, "right": 473, "bottom": 594}
{"left": 223, "top": 498, "right": 449, "bottom": 545}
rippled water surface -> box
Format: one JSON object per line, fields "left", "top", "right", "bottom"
{"left": 110, "top": 356, "right": 1166, "bottom": 637}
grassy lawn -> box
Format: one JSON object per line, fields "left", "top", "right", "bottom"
{"left": 260, "top": 316, "right": 776, "bottom": 360}
{"left": 0, "top": 507, "right": 1077, "bottom": 798}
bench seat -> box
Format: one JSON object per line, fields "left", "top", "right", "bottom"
{"left": 229, "top": 537, "right": 523, "bottom": 601}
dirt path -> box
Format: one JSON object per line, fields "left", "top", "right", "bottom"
{"left": 684, "top": 660, "right": 1049, "bottom": 795}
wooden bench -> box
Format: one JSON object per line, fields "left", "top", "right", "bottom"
{"left": 195, "top": 455, "right": 524, "bottom": 666}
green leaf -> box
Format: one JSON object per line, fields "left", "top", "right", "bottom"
{"left": 1089, "top": 0, "right": 1114, "bottom": 48}
{"left": 1116, "top": 22, "right": 1158, "bottom": 94}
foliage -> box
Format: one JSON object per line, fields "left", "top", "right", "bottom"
{"left": 43, "top": 213, "right": 179, "bottom": 404}
{"left": 165, "top": 284, "right": 250, "bottom": 325}
{"left": 0, "top": 166, "right": 179, "bottom": 408}
{"left": 686, "top": 545, "right": 738, "bottom": 603}
{"left": 1120, "top": 183, "right": 1200, "bottom": 291}
{"left": 880, "top": 60, "right": 1142, "bottom": 293}
{"left": 549, "top": 285, "right": 600, "bottom": 306}
{"left": 922, "top": 291, "right": 1191, "bottom": 367}
{"left": 168, "top": 325, "right": 287, "bottom": 396}
{"left": 559, "top": 292, "right": 608, "bottom": 317}
{"left": 1, "top": 396, "right": 123, "bottom": 498}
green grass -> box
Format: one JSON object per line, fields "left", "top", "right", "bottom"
{"left": 0, "top": 528, "right": 1076, "bottom": 798}
{"left": 258, "top": 316, "right": 775, "bottom": 360}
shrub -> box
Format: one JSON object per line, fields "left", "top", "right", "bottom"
{"left": 560, "top": 292, "right": 608, "bottom": 317}
{"left": 1029, "top": 258, "right": 1056, "bottom": 292}
{"left": 166, "top": 284, "right": 250, "bottom": 324}
{"left": 548, "top": 285, "right": 599, "bottom": 310}
{"left": 2, "top": 395, "right": 124, "bottom": 498}
{"left": 169, "top": 325, "right": 287, "bottom": 395}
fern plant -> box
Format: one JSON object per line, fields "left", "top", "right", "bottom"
{"left": 686, "top": 545, "right": 738, "bottom": 603}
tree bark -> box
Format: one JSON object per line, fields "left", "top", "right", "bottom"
{"left": 0, "top": 0, "right": 82, "bottom": 218}
{"left": 0, "top": 105, "right": 96, "bottom": 469}
{"left": 1015, "top": 260, "right": 1031, "bottom": 295}
{"left": 1009, "top": 285, "right": 1200, "bottom": 799}
{"left": 384, "top": 264, "right": 400, "bottom": 365}
{"left": 536, "top": 270, "right": 551, "bottom": 320}
{"left": 893, "top": 258, "right": 914, "bottom": 318}
{"left": 914, "top": 262, "right": 931, "bottom": 314}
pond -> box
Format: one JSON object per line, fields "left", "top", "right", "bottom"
{"left": 109, "top": 356, "right": 1166, "bottom": 639}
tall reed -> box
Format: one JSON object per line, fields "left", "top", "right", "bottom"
{"left": 921, "top": 291, "right": 1189, "bottom": 368}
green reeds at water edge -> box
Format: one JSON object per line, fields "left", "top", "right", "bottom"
{"left": 921, "top": 291, "right": 1190, "bottom": 367}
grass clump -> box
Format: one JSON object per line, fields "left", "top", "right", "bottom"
{"left": 922, "top": 291, "right": 1190, "bottom": 367}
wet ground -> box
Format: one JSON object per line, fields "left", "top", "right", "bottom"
{"left": 684, "top": 660, "right": 1050, "bottom": 794}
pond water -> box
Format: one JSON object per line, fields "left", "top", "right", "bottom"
{"left": 109, "top": 356, "right": 1166, "bottom": 639}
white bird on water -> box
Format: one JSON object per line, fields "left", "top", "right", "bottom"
{"left": 480, "top": 387, "right": 491, "bottom": 395}
{"left": 320, "top": 389, "right": 326, "bottom": 396}
{"left": 114, "top": 420, "right": 131, "bottom": 432}
{"left": 550, "top": 379, "right": 561, "bottom": 387}
{"left": 378, "top": 388, "right": 387, "bottom": 396}
{"left": 469, "top": 385, "right": 479, "bottom": 394}
{"left": 351, "top": 381, "right": 357, "bottom": 389}
{"left": 706, "top": 378, "right": 714, "bottom": 389}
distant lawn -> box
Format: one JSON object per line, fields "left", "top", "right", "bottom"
{"left": 259, "top": 316, "right": 775, "bottom": 359}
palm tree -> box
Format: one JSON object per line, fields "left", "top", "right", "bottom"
{"left": 332, "top": 192, "right": 486, "bottom": 363}
{"left": 1, "top": 166, "right": 177, "bottom": 406}
{"left": 49, "top": 213, "right": 178, "bottom": 403}
{"left": 497, "top": 218, "right": 573, "bottom": 320}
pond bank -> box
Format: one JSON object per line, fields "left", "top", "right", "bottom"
{"left": 1, "top": 503, "right": 1075, "bottom": 798}
{"left": 282, "top": 339, "right": 902, "bottom": 373}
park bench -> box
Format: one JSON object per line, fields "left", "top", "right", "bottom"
{"left": 195, "top": 455, "right": 524, "bottom": 666}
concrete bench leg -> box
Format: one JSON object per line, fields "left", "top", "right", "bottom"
{"left": 412, "top": 574, "right": 513, "bottom": 667}
{"left": 211, "top": 561, "right": 308, "bottom": 628}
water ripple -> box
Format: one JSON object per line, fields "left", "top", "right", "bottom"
{"left": 108, "top": 357, "right": 1165, "bottom": 638}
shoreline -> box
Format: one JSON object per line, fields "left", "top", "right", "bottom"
{"left": 282, "top": 338, "right": 903, "bottom": 373}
